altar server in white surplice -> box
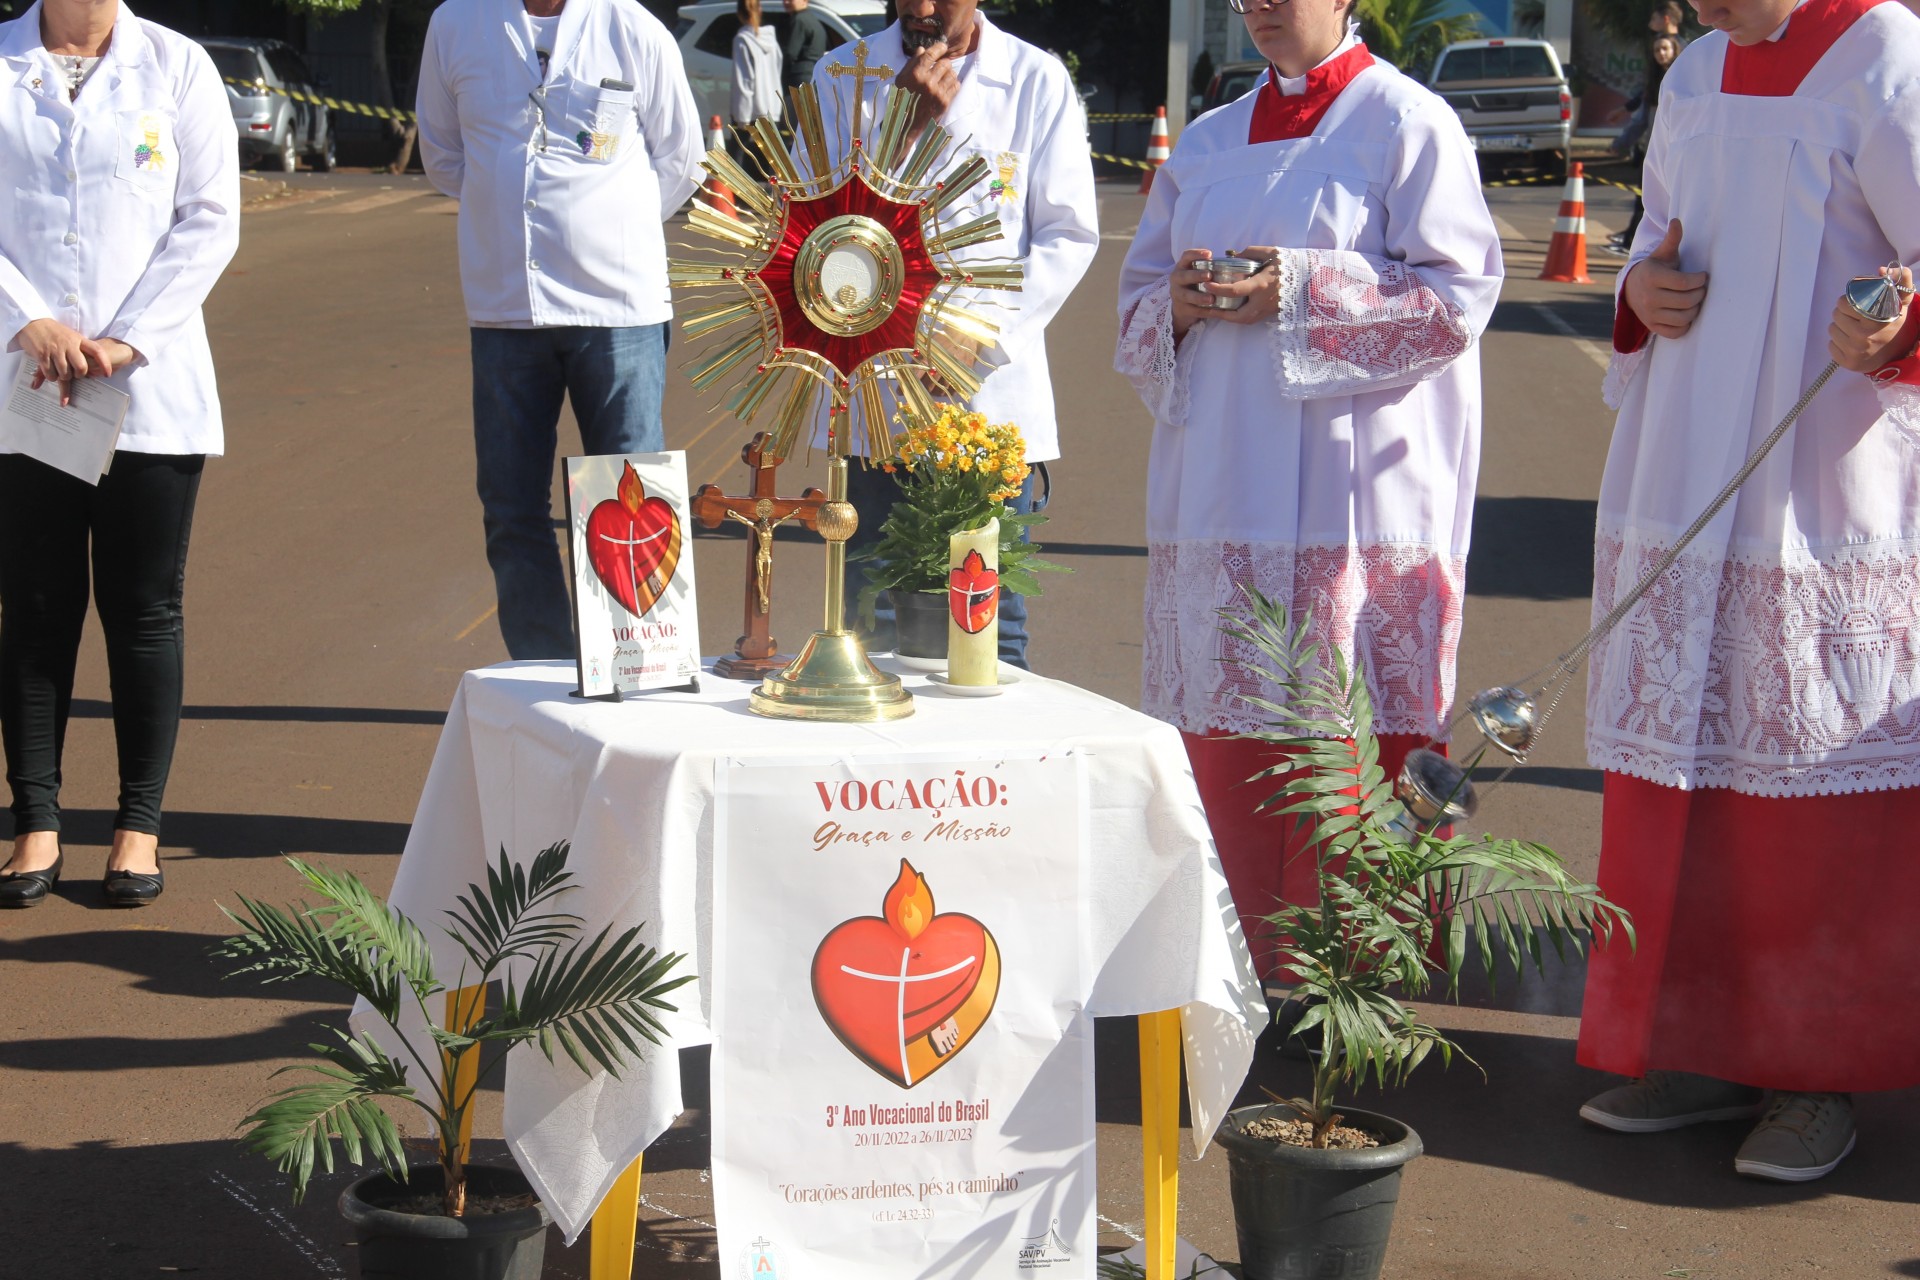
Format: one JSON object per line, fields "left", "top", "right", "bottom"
{"left": 1574, "top": 0, "right": 1920, "bottom": 1185}
{"left": 1114, "top": 0, "right": 1500, "bottom": 980}
{"left": 810, "top": 0, "right": 1097, "bottom": 668}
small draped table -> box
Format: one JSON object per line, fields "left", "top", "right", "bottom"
{"left": 374, "top": 659, "right": 1264, "bottom": 1279}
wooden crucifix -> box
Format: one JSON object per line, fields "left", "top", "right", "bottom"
{"left": 693, "top": 433, "right": 827, "bottom": 680}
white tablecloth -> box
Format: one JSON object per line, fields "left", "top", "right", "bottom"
{"left": 374, "top": 659, "right": 1263, "bottom": 1242}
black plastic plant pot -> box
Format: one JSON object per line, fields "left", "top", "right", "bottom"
{"left": 1212, "top": 1104, "right": 1423, "bottom": 1280}
{"left": 893, "top": 590, "right": 949, "bottom": 660}
{"left": 339, "top": 1164, "right": 551, "bottom": 1280}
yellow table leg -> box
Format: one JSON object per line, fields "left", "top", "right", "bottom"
{"left": 589, "top": 1154, "right": 644, "bottom": 1280}
{"left": 1139, "top": 1008, "right": 1182, "bottom": 1280}
{"left": 443, "top": 985, "right": 487, "bottom": 1165}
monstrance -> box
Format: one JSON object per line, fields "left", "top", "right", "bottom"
{"left": 669, "top": 45, "right": 1022, "bottom": 722}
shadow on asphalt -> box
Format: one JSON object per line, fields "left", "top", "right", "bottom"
{"left": 68, "top": 698, "right": 446, "bottom": 726}
{"left": 1486, "top": 294, "right": 1619, "bottom": 340}
{"left": 0, "top": 1139, "right": 604, "bottom": 1280}
{"left": 1, "top": 809, "right": 410, "bottom": 859}
{"left": 1467, "top": 496, "right": 1597, "bottom": 600}
{"left": 0, "top": 927, "right": 337, "bottom": 1003}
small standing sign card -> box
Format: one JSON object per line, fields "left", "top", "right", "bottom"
{"left": 564, "top": 452, "right": 702, "bottom": 696}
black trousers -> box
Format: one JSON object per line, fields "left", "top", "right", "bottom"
{"left": 0, "top": 451, "right": 203, "bottom": 837}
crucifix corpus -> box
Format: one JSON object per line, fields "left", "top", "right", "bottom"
{"left": 693, "top": 433, "right": 826, "bottom": 680}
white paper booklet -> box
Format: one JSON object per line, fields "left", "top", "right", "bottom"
{"left": 0, "top": 352, "right": 128, "bottom": 484}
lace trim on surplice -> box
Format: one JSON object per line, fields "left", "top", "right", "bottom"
{"left": 1270, "top": 249, "right": 1472, "bottom": 399}
{"left": 1116, "top": 288, "right": 1197, "bottom": 426}
{"left": 1586, "top": 526, "right": 1920, "bottom": 797}
{"left": 1143, "top": 539, "right": 1467, "bottom": 738}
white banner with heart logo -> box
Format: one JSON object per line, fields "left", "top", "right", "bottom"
{"left": 563, "top": 451, "right": 701, "bottom": 696}
{"left": 712, "top": 751, "right": 1092, "bottom": 1280}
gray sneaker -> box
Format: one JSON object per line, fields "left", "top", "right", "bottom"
{"left": 1579, "top": 1071, "right": 1767, "bottom": 1133}
{"left": 1734, "top": 1092, "right": 1856, "bottom": 1182}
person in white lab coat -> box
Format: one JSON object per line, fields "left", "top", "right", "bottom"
{"left": 809, "top": 0, "right": 1098, "bottom": 667}
{"left": 415, "top": 0, "right": 704, "bottom": 660}
{"left": 0, "top": 0, "right": 240, "bottom": 909}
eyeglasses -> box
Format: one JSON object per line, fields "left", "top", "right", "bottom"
{"left": 1226, "top": 0, "right": 1295, "bottom": 12}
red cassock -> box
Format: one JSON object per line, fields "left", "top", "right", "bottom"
{"left": 1185, "top": 730, "right": 1432, "bottom": 980}
{"left": 1581, "top": 0, "right": 1920, "bottom": 1092}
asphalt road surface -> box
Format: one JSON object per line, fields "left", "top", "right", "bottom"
{"left": 0, "top": 166, "right": 1914, "bottom": 1280}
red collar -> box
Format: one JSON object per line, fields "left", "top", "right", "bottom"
{"left": 1248, "top": 41, "right": 1375, "bottom": 143}
{"left": 1721, "top": 0, "right": 1881, "bottom": 96}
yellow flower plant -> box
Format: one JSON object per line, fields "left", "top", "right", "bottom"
{"left": 854, "top": 404, "right": 1062, "bottom": 626}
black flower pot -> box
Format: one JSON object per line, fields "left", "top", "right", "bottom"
{"left": 1212, "top": 1105, "right": 1423, "bottom": 1280}
{"left": 339, "top": 1165, "right": 551, "bottom": 1280}
{"left": 893, "top": 590, "right": 949, "bottom": 661}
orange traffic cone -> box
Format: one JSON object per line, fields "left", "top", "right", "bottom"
{"left": 704, "top": 114, "right": 738, "bottom": 220}
{"left": 1138, "top": 106, "right": 1170, "bottom": 194}
{"left": 1538, "top": 162, "right": 1593, "bottom": 284}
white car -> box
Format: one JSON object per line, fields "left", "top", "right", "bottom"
{"left": 674, "top": 0, "right": 890, "bottom": 126}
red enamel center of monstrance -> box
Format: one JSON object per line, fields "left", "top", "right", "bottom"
{"left": 759, "top": 178, "right": 943, "bottom": 374}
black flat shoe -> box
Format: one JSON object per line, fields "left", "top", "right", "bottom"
{"left": 0, "top": 852, "right": 64, "bottom": 908}
{"left": 102, "top": 864, "right": 163, "bottom": 907}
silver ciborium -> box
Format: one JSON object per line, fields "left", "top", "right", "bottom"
{"left": 1469, "top": 685, "right": 1539, "bottom": 761}
{"left": 1394, "top": 746, "right": 1479, "bottom": 826}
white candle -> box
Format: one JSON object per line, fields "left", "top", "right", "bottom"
{"left": 947, "top": 518, "right": 1000, "bottom": 686}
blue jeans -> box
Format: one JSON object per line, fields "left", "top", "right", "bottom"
{"left": 470, "top": 325, "right": 668, "bottom": 660}
{"left": 844, "top": 462, "right": 1050, "bottom": 670}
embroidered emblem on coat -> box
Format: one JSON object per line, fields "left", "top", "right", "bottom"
{"left": 987, "top": 150, "right": 1018, "bottom": 203}
{"left": 133, "top": 115, "right": 167, "bottom": 171}
{"left": 576, "top": 129, "right": 618, "bottom": 161}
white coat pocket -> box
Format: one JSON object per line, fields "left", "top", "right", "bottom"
{"left": 113, "top": 108, "right": 177, "bottom": 196}
{"left": 565, "top": 84, "right": 632, "bottom": 163}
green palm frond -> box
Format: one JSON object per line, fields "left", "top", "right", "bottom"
{"left": 236, "top": 1029, "right": 415, "bottom": 1202}
{"left": 289, "top": 857, "right": 439, "bottom": 1000}
{"left": 444, "top": 841, "right": 581, "bottom": 974}
{"left": 215, "top": 893, "right": 415, "bottom": 1023}
{"left": 220, "top": 841, "right": 687, "bottom": 1216}
{"left": 490, "top": 924, "right": 694, "bottom": 1079}
{"left": 1220, "top": 588, "right": 1631, "bottom": 1145}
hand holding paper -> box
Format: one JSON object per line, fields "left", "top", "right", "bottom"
{"left": 0, "top": 352, "right": 128, "bottom": 483}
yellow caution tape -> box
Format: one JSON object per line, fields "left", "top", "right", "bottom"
{"left": 223, "top": 76, "right": 416, "bottom": 125}
{"left": 1092, "top": 150, "right": 1155, "bottom": 172}
{"left": 1585, "top": 172, "right": 1644, "bottom": 197}
{"left": 1087, "top": 112, "right": 1156, "bottom": 123}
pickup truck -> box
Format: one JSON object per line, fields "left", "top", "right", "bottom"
{"left": 1424, "top": 38, "right": 1570, "bottom": 171}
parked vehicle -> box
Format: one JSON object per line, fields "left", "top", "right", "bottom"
{"left": 198, "top": 37, "right": 335, "bottom": 174}
{"left": 1424, "top": 37, "right": 1569, "bottom": 169}
{"left": 1196, "top": 60, "right": 1263, "bottom": 118}
{"left": 675, "top": 0, "right": 889, "bottom": 125}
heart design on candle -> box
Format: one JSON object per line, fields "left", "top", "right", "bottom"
{"left": 585, "top": 462, "right": 682, "bottom": 618}
{"left": 948, "top": 548, "right": 999, "bottom": 635}
{"left": 811, "top": 859, "right": 1000, "bottom": 1088}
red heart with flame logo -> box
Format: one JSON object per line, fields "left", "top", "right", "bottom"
{"left": 585, "top": 462, "right": 682, "bottom": 618}
{"left": 811, "top": 860, "right": 1000, "bottom": 1088}
{"left": 948, "top": 549, "right": 999, "bottom": 635}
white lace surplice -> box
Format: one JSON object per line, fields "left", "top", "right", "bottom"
{"left": 1114, "top": 67, "right": 1502, "bottom": 737}
{"left": 1592, "top": 15, "right": 1920, "bottom": 798}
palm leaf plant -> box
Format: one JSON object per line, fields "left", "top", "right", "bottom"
{"left": 215, "top": 841, "right": 690, "bottom": 1216}
{"left": 1355, "top": 0, "right": 1483, "bottom": 72}
{"left": 1221, "top": 589, "right": 1632, "bottom": 1148}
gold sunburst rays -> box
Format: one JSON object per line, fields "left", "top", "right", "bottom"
{"left": 667, "top": 55, "right": 1026, "bottom": 471}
